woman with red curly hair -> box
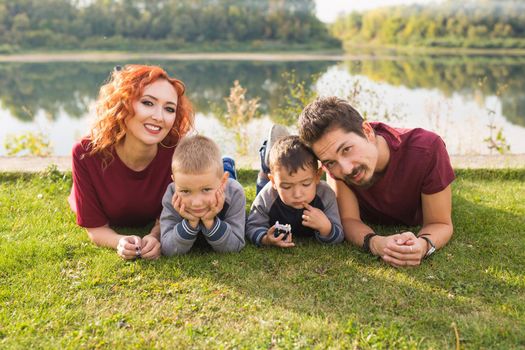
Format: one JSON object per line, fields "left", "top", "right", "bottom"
{"left": 69, "top": 64, "right": 194, "bottom": 260}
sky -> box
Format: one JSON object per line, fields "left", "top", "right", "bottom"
{"left": 314, "top": 0, "right": 443, "bottom": 23}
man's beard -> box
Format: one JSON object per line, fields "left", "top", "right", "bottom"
{"left": 340, "top": 166, "right": 378, "bottom": 189}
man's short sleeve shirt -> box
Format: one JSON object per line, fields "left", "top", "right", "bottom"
{"left": 350, "top": 122, "right": 455, "bottom": 226}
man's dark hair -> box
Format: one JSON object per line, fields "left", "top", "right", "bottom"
{"left": 298, "top": 96, "right": 365, "bottom": 146}
{"left": 269, "top": 136, "right": 318, "bottom": 175}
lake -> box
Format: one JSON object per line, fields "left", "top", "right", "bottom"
{"left": 1, "top": 53, "right": 524, "bottom": 168}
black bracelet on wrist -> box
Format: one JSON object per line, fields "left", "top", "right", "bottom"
{"left": 362, "top": 233, "right": 377, "bottom": 255}
{"left": 417, "top": 234, "right": 436, "bottom": 258}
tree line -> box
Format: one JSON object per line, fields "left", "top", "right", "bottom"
{"left": 0, "top": 0, "right": 340, "bottom": 53}
{"left": 331, "top": 0, "right": 525, "bottom": 49}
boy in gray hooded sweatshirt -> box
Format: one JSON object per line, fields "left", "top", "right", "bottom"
{"left": 160, "top": 135, "right": 246, "bottom": 255}
{"left": 246, "top": 135, "right": 343, "bottom": 248}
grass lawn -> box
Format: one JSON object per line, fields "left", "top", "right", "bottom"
{"left": 1, "top": 167, "right": 524, "bottom": 349}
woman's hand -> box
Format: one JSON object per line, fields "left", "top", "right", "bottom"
{"left": 117, "top": 235, "right": 142, "bottom": 260}
{"left": 140, "top": 235, "right": 161, "bottom": 259}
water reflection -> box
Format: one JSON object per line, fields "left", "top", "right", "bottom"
{"left": 343, "top": 56, "right": 525, "bottom": 126}
{"left": 0, "top": 62, "right": 104, "bottom": 121}
{"left": 1, "top": 56, "right": 524, "bottom": 159}
{"left": 0, "top": 60, "right": 330, "bottom": 122}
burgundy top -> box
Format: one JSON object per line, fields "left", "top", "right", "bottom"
{"left": 69, "top": 139, "right": 175, "bottom": 228}
{"left": 350, "top": 122, "right": 455, "bottom": 226}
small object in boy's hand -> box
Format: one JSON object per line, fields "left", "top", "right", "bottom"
{"left": 135, "top": 246, "right": 141, "bottom": 258}
{"left": 273, "top": 221, "right": 291, "bottom": 240}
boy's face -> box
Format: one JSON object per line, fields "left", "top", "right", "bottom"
{"left": 172, "top": 168, "right": 223, "bottom": 217}
{"left": 269, "top": 165, "right": 322, "bottom": 209}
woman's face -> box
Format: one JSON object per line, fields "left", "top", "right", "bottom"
{"left": 125, "top": 79, "right": 178, "bottom": 146}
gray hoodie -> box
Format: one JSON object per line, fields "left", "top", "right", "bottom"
{"left": 160, "top": 178, "right": 246, "bottom": 255}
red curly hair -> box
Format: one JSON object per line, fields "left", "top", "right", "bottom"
{"left": 88, "top": 64, "right": 194, "bottom": 165}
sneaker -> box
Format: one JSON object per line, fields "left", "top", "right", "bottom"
{"left": 256, "top": 170, "right": 269, "bottom": 195}
{"left": 222, "top": 156, "right": 237, "bottom": 180}
{"left": 263, "top": 124, "right": 289, "bottom": 170}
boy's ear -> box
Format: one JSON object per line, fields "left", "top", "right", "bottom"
{"left": 268, "top": 173, "right": 276, "bottom": 189}
{"left": 171, "top": 174, "right": 175, "bottom": 182}
{"left": 315, "top": 167, "right": 323, "bottom": 183}
{"left": 220, "top": 171, "right": 229, "bottom": 189}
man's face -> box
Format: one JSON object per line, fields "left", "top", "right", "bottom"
{"left": 311, "top": 125, "right": 379, "bottom": 188}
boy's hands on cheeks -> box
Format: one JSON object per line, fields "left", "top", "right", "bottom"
{"left": 201, "top": 172, "right": 229, "bottom": 230}
{"left": 171, "top": 192, "right": 200, "bottom": 229}
{"left": 261, "top": 225, "right": 295, "bottom": 248}
{"left": 301, "top": 203, "right": 332, "bottom": 236}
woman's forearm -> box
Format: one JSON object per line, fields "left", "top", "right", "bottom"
{"left": 86, "top": 225, "right": 125, "bottom": 249}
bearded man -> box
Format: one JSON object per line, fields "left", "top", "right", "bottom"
{"left": 298, "top": 96, "right": 455, "bottom": 267}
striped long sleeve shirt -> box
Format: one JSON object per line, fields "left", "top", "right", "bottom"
{"left": 160, "top": 178, "right": 246, "bottom": 255}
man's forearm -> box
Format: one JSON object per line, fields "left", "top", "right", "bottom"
{"left": 341, "top": 218, "right": 375, "bottom": 247}
{"left": 417, "top": 222, "right": 453, "bottom": 250}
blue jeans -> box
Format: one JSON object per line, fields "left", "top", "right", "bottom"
{"left": 256, "top": 141, "right": 270, "bottom": 194}
{"left": 222, "top": 156, "right": 237, "bottom": 180}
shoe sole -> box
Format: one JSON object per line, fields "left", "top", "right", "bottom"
{"left": 264, "top": 125, "right": 289, "bottom": 167}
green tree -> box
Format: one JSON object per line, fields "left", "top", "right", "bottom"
{"left": 0, "top": 0, "right": 339, "bottom": 50}
{"left": 330, "top": 0, "right": 525, "bottom": 49}
{"left": 12, "top": 12, "right": 30, "bottom": 32}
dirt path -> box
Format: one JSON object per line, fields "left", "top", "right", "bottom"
{"left": 1, "top": 48, "right": 524, "bottom": 63}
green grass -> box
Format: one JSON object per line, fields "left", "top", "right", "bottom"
{"left": 1, "top": 167, "right": 524, "bottom": 349}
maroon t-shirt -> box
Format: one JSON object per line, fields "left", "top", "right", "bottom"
{"left": 350, "top": 123, "right": 455, "bottom": 226}
{"left": 69, "top": 139, "right": 174, "bottom": 228}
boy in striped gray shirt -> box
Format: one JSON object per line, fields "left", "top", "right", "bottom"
{"left": 160, "top": 135, "right": 246, "bottom": 255}
{"left": 246, "top": 135, "right": 343, "bottom": 247}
